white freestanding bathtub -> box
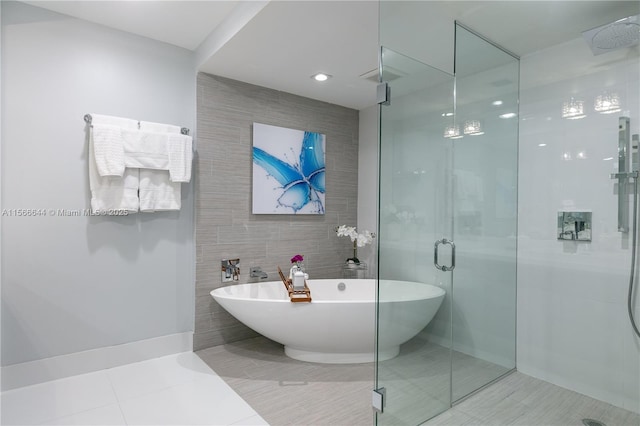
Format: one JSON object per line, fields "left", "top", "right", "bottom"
{"left": 211, "top": 279, "right": 445, "bottom": 364}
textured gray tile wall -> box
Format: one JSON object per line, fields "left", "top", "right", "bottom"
{"left": 194, "top": 73, "right": 360, "bottom": 351}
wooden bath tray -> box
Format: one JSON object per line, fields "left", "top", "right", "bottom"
{"left": 277, "top": 266, "right": 312, "bottom": 303}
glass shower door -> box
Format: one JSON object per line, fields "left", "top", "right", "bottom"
{"left": 450, "top": 23, "right": 519, "bottom": 402}
{"left": 375, "top": 25, "right": 519, "bottom": 425}
{"left": 376, "top": 47, "right": 455, "bottom": 426}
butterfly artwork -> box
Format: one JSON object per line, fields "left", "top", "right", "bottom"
{"left": 252, "top": 123, "right": 326, "bottom": 214}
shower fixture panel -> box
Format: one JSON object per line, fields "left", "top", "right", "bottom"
{"left": 611, "top": 117, "right": 633, "bottom": 233}
{"left": 557, "top": 212, "right": 592, "bottom": 241}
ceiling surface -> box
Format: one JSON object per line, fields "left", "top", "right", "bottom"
{"left": 22, "top": 1, "right": 241, "bottom": 50}
{"left": 18, "top": 1, "right": 640, "bottom": 110}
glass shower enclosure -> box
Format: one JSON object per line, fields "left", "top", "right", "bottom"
{"left": 375, "top": 23, "right": 520, "bottom": 425}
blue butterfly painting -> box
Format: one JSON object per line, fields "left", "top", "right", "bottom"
{"left": 252, "top": 123, "right": 325, "bottom": 214}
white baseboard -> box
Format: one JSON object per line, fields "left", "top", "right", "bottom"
{"left": 1, "top": 332, "right": 193, "bottom": 391}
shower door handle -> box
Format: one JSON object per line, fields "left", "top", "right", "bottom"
{"left": 434, "top": 238, "right": 455, "bottom": 271}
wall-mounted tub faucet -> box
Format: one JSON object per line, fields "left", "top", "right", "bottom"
{"left": 221, "top": 259, "right": 240, "bottom": 283}
{"left": 250, "top": 267, "right": 268, "bottom": 279}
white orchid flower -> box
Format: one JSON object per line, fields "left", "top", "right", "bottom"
{"left": 356, "top": 233, "right": 369, "bottom": 247}
{"left": 336, "top": 225, "right": 358, "bottom": 242}
{"left": 336, "top": 225, "right": 375, "bottom": 246}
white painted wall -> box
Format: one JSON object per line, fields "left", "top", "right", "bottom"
{"left": 1, "top": 2, "right": 195, "bottom": 367}
{"left": 517, "top": 37, "right": 640, "bottom": 413}
{"left": 357, "top": 105, "right": 378, "bottom": 276}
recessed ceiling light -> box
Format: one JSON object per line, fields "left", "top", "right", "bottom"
{"left": 492, "top": 100, "right": 503, "bottom": 106}
{"left": 499, "top": 112, "right": 517, "bottom": 119}
{"left": 312, "top": 73, "right": 331, "bottom": 82}
{"left": 538, "top": 143, "right": 547, "bottom": 147}
{"left": 441, "top": 112, "right": 454, "bottom": 117}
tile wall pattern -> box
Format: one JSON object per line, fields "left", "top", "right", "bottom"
{"left": 194, "top": 73, "right": 360, "bottom": 350}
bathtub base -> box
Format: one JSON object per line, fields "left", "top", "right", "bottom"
{"left": 284, "top": 346, "right": 400, "bottom": 364}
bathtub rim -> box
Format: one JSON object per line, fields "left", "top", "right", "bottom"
{"left": 210, "top": 278, "right": 446, "bottom": 304}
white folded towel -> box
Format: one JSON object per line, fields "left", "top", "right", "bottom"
{"left": 138, "top": 121, "right": 193, "bottom": 183}
{"left": 90, "top": 169, "right": 140, "bottom": 213}
{"left": 167, "top": 134, "right": 193, "bottom": 183}
{"left": 89, "top": 128, "right": 139, "bottom": 213}
{"left": 90, "top": 114, "right": 138, "bottom": 177}
{"left": 122, "top": 129, "right": 170, "bottom": 170}
{"left": 87, "top": 116, "right": 191, "bottom": 213}
{"left": 138, "top": 169, "right": 181, "bottom": 212}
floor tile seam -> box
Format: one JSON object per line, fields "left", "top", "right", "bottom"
{"left": 104, "top": 371, "right": 130, "bottom": 425}
{"left": 21, "top": 371, "right": 121, "bottom": 425}
{"left": 111, "top": 377, "right": 260, "bottom": 426}
{"left": 107, "top": 363, "right": 228, "bottom": 404}
{"left": 108, "top": 373, "right": 225, "bottom": 406}
{"left": 34, "top": 400, "right": 124, "bottom": 426}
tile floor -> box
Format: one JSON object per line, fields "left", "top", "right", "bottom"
{"left": 426, "top": 372, "right": 640, "bottom": 426}
{"left": 0, "top": 352, "right": 266, "bottom": 425}
{"left": 2, "top": 342, "right": 639, "bottom": 426}
{"left": 197, "top": 336, "right": 640, "bottom": 426}
{"left": 377, "top": 332, "right": 513, "bottom": 425}
{"left": 195, "top": 335, "right": 513, "bottom": 425}
{"left": 196, "top": 337, "right": 375, "bottom": 425}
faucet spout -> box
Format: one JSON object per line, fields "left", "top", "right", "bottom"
{"left": 250, "top": 267, "right": 268, "bottom": 279}
{"left": 560, "top": 230, "right": 576, "bottom": 240}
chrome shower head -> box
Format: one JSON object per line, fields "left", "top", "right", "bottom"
{"left": 582, "top": 14, "right": 640, "bottom": 55}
